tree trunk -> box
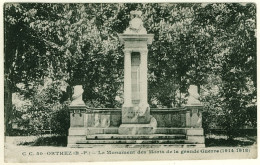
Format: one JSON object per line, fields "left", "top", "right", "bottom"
{"left": 4, "top": 78, "right": 13, "bottom": 136}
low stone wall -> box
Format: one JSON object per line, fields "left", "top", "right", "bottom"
{"left": 68, "top": 107, "right": 205, "bottom": 147}
{"left": 85, "top": 108, "right": 121, "bottom": 128}
{"left": 72, "top": 107, "right": 202, "bottom": 128}
{"left": 150, "top": 108, "right": 186, "bottom": 127}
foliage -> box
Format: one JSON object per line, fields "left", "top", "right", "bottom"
{"left": 205, "top": 137, "right": 256, "bottom": 147}
{"left": 196, "top": 3, "right": 256, "bottom": 138}
{"left": 12, "top": 75, "right": 69, "bottom": 135}
{"left": 19, "top": 135, "right": 67, "bottom": 146}
{"left": 4, "top": 3, "right": 256, "bottom": 138}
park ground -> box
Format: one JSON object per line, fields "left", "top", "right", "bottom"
{"left": 4, "top": 134, "right": 258, "bottom": 163}
{"left": 5, "top": 133, "right": 257, "bottom": 147}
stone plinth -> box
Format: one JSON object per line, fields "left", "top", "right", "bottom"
{"left": 185, "top": 85, "right": 203, "bottom": 128}
{"left": 121, "top": 106, "right": 151, "bottom": 124}
{"left": 67, "top": 85, "right": 87, "bottom": 147}
{"left": 67, "top": 109, "right": 86, "bottom": 147}
{"left": 185, "top": 85, "right": 205, "bottom": 146}
{"left": 119, "top": 116, "right": 157, "bottom": 135}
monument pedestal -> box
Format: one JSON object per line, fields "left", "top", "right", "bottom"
{"left": 67, "top": 85, "right": 87, "bottom": 147}
{"left": 67, "top": 110, "right": 86, "bottom": 147}
{"left": 119, "top": 116, "right": 157, "bottom": 135}
{"left": 121, "top": 106, "right": 151, "bottom": 123}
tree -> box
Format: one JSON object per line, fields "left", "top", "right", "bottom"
{"left": 4, "top": 4, "right": 49, "bottom": 135}
{"left": 4, "top": 3, "right": 127, "bottom": 134}
{"left": 195, "top": 3, "right": 256, "bottom": 138}
{"left": 4, "top": 3, "right": 256, "bottom": 138}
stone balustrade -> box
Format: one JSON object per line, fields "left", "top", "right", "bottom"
{"left": 69, "top": 107, "right": 203, "bottom": 129}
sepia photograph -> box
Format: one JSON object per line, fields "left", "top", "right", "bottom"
{"left": 2, "top": 1, "right": 258, "bottom": 163}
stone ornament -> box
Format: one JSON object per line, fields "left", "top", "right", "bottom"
{"left": 124, "top": 10, "right": 147, "bottom": 34}
{"left": 187, "top": 85, "right": 202, "bottom": 106}
{"left": 70, "top": 85, "right": 86, "bottom": 107}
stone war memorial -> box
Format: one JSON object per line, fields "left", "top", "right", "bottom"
{"left": 68, "top": 10, "right": 205, "bottom": 147}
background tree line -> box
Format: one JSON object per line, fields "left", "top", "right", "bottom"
{"left": 4, "top": 3, "right": 256, "bottom": 138}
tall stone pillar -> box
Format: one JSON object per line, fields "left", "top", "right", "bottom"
{"left": 123, "top": 49, "right": 132, "bottom": 107}
{"left": 118, "top": 10, "right": 157, "bottom": 135}
{"left": 139, "top": 49, "right": 148, "bottom": 108}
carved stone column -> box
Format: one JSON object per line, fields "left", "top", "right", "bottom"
{"left": 139, "top": 48, "right": 148, "bottom": 108}
{"left": 123, "top": 49, "right": 132, "bottom": 107}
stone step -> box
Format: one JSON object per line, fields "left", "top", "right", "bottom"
{"left": 86, "top": 127, "right": 192, "bottom": 135}
{"left": 68, "top": 143, "right": 205, "bottom": 148}
{"left": 86, "top": 134, "right": 186, "bottom": 140}
{"left": 154, "top": 128, "right": 188, "bottom": 134}
{"left": 77, "top": 139, "right": 187, "bottom": 144}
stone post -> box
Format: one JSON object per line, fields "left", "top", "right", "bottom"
{"left": 67, "top": 85, "right": 87, "bottom": 147}
{"left": 185, "top": 85, "right": 205, "bottom": 146}
{"left": 186, "top": 85, "right": 203, "bottom": 128}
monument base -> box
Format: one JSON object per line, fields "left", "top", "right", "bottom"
{"left": 67, "top": 106, "right": 205, "bottom": 148}
{"left": 67, "top": 127, "right": 86, "bottom": 147}
{"left": 67, "top": 128, "right": 205, "bottom": 147}
{"left": 118, "top": 116, "right": 157, "bottom": 135}
{"left": 121, "top": 106, "right": 151, "bottom": 124}
{"left": 68, "top": 143, "right": 205, "bottom": 148}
